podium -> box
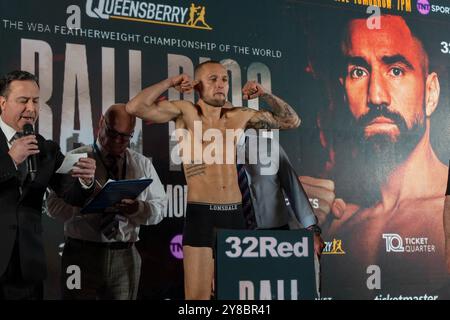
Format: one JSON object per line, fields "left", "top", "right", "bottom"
{"left": 215, "top": 229, "right": 318, "bottom": 300}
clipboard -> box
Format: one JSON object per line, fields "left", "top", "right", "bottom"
{"left": 80, "top": 178, "right": 153, "bottom": 214}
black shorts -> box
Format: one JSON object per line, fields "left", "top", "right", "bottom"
{"left": 183, "top": 202, "right": 246, "bottom": 248}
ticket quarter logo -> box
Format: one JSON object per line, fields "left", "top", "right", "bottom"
{"left": 382, "top": 233, "right": 436, "bottom": 253}
{"left": 86, "top": 0, "right": 212, "bottom": 30}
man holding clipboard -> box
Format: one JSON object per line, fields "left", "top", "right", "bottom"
{"left": 47, "top": 104, "right": 167, "bottom": 300}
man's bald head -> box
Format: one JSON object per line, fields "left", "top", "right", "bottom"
{"left": 99, "top": 104, "right": 136, "bottom": 156}
{"left": 104, "top": 103, "right": 136, "bottom": 129}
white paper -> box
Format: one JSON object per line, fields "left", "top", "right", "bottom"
{"left": 56, "top": 153, "right": 87, "bottom": 174}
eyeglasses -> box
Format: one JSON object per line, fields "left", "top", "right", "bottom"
{"left": 104, "top": 120, "right": 134, "bottom": 140}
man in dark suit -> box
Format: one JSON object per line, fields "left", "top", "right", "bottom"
{"left": 0, "top": 70, "right": 96, "bottom": 300}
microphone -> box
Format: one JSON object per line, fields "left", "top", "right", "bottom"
{"left": 23, "top": 123, "right": 38, "bottom": 181}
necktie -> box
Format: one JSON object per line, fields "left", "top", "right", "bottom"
{"left": 105, "top": 154, "right": 120, "bottom": 180}
{"left": 10, "top": 133, "right": 28, "bottom": 185}
{"left": 237, "top": 163, "right": 257, "bottom": 229}
{"left": 100, "top": 213, "right": 122, "bottom": 240}
{"left": 101, "top": 154, "right": 121, "bottom": 238}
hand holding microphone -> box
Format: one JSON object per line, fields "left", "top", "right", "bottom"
{"left": 23, "top": 123, "right": 38, "bottom": 180}
{"left": 8, "top": 124, "right": 39, "bottom": 178}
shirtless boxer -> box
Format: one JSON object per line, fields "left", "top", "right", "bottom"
{"left": 126, "top": 61, "right": 300, "bottom": 299}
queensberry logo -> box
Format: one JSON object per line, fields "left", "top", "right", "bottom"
{"left": 322, "top": 239, "right": 346, "bottom": 255}
{"left": 416, "top": 0, "right": 431, "bottom": 15}
{"left": 86, "top": 0, "right": 212, "bottom": 30}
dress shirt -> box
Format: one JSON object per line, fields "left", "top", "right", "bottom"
{"left": 0, "top": 116, "right": 17, "bottom": 149}
{"left": 47, "top": 141, "right": 167, "bottom": 242}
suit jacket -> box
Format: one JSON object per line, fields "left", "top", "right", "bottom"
{"left": 0, "top": 130, "right": 93, "bottom": 281}
{"left": 238, "top": 134, "right": 318, "bottom": 229}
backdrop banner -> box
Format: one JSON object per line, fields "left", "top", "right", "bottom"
{"left": 1, "top": 0, "right": 449, "bottom": 299}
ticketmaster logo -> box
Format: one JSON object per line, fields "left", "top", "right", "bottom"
{"left": 86, "top": 0, "right": 212, "bottom": 30}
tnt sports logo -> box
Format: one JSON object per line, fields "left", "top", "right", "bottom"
{"left": 86, "top": 0, "right": 212, "bottom": 30}
{"left": 416, "top": 0, "right": 431, "bottom": 15}
{"left": 382, "top": 233, "right": 436, "bottom": 253}
{"left": 170, "top": 234, "right": 183, "bottom": 259}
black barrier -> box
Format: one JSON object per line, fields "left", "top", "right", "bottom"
{"left": 216, "top": 229, "right": 317, "bottom": 300}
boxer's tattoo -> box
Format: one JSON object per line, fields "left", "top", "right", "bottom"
{"left": 185, "top": 163, "right": 207, "bottom": 178}
{"left": 246, "top": 93, "right": 301, "bottom": 129}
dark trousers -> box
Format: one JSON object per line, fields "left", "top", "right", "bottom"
{"left": 61, "top": 238, "right": 141, "bottom": 300}
{"left": 0, "top": 240, "right": 43, "bottom": 300}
